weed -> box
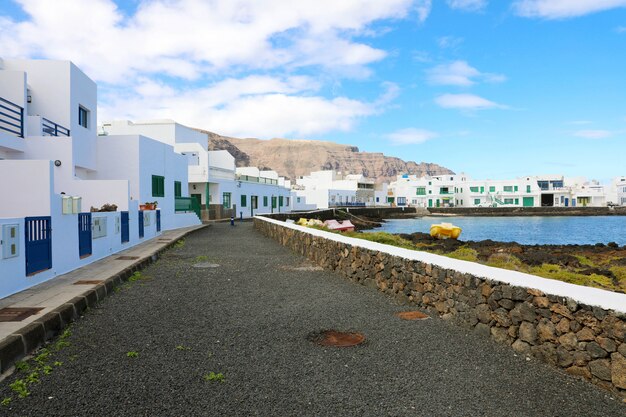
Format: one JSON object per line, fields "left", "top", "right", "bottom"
{"left": 174, "top": 239, "right": 185, "bottom": 249}
{"left": 25, "top": 372, "right": 40, "bottom": 384}
{"left": 53, "top": 361, "right": 63, "bottom": 367}
{"left": 69, "top": 355, "right": 78, "bottom": 362}
{"left": 60, "top": 328, "right": 72, "bottom": 340}
{"left": 530, "top": 264, "right": 614, "bottom": 290}
{"left": 42, "top": 365, "right": 53, "bottom": 375}
{"left": 175, "top": 345, "right": 191, "bottom": 351}
{"left": 34, "top": 351, "right": 50, "bottom": 366}
{"left": 486, "top": 253, "right": 525, "bottom": 271}
{"left": 195, "top": 255, "right": 208, "bottom": 262}
{"left": 203, "top": 372, "right": 225, "bottom": 383}
{"left": 446, "top": 246, "right": 479, "bottom": 262}
{"left": 128, "top": 271, "right": 143, "bottom": 282}
{"left": 126, "top": 351, "right": 139, "bottom": 358}
{"left": 343, "top": 231, "right": 415, "bottom": 250}
{"left": 14, "top": 361, "right": 30, "bottom": 372}
{"left": 573, "top": 254, "right": 596, "bottom": 267}
{"left": 54, "top": 340, "right": 71, "bottom": 351}
{"left": 1, "top": 397, "right": 11, "bottom": 406}
{"left": 114, "top": 286, "right": 121, "bottom": 293}
{"left": 10, "top": 380, "right": 29, "bottom": 398}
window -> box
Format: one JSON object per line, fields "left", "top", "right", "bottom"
{"left": 174, "top": 181, "right": 182, "bottom": 197}
{"left": 474, "top": 199, "right": 481, "bottom": 205}
{"left": 264, "top": 196, "right": 268, "bottom": 206}
{"left": 514, "top": 186, "right": 518, "bottom": 192}
{"left": 416, "top": 187, "right": 426, "bottom": 195}
{"left": 504, "top": 198, "right": 514, "bottom": 204}
{"left": 223, "top": 192, "right": 231, "bottom": 208}
{"left": 515, "top": 198, "right": 519, "bottom": 205}
{"left": 279, "top": 196, "right": 284, "bottom": 206}
{"left": 526, "top": 185, "right": 531, "bottom": 193}
{"left": 286, "top": 197, "right": 290, "bottom": 206}
{"left": 489, "top": 186, "right": 496, "bottom": 192}
{"left": 470, "top": 186, "right": 479, "bottom": 193}
{"left": 78, "top": 106, "right": 89, "bottom": 128}
{"left": 151, "top": 175, "right": 165, "bottom": 197}
{"left": 480, "top": 186, "right": 484, "bottom": 193}
{"left": 241, "top": 195, "right": 247, "bottom": 207}
{"left": 503, "top": 186, "right": 513, "bottom": 192}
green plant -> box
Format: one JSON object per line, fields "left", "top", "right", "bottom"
{"left": 175, "top": 345, "right": 191, "bottom": 351}
{"left": 14, "top": 361, "right": 30, "bottom": 372}
{"left": 54, "top": 339, "right": 71, "bottom": 350}
{"left": 126, "top": 351, "right": 139, "bottom": 358}
{"left": 128, "top": 271, "right": 143, "bottom": 282}
{"left": 486, "top": 253, "right": 525, "bottom": 271}
{"left": 42, "top": 365, "right": 53, "bottom": 375}
{"left": 446, "top": 246, "right": 479, "bottom": 262}
{"left": 174, "top": 239, "right": 185, "bottom": 249}
{"left": 1, "top": 397, "right": 11, "bottom": 406}
{"left": 10, "top": 380, "right": 29, "bottom": 398}
{"left": 25, "top": 372, "right": 40, "bottom": 384}
{"left": 203, "top": 372, "right": 225, "bottom": 383}
{"left": 34, "top": 351, "right": 50, "bottom": 366}
{"left": 195, "top": 255, "right": 208, "bottom": 262}
{"left": 53, "top": 361, "right": 63, "bottom": 367}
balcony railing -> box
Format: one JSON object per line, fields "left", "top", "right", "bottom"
{"left": 42, "top": 117, "right": 70, "bottom": 137}
{"left": 175, "top": 196, "right": 201, "bottom": 220}
{"left": 0, "top": 96, "right": 24, "bottom": 137}
{"left": 236, "top": 174, "right": 278, "bottom": 185}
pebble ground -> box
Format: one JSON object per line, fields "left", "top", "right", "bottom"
{"left": 0, "top": 222, "right": 624, "bottom": 416}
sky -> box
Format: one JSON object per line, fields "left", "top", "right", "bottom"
{"left": 0, "top": 0, "right": 625, "bottom": 182}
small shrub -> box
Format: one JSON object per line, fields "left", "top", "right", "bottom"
{"left": 126, "top": 351, "right": 139, "bottom": 358}
{"left": 203, "top": 372, "right": 225, "bottom": 383}
{"left": 10, "top": 380, "right": 29, "bottom": 398}
{"left": 14, "top": 361, "right": 29, "bottom": 372}
{"left": 1, "top": 397, "right": 11, "bottom": 406}
{"left": 486, "top": 253, "right": 525, "bottom": 271}
{"left": 446, "top": 246, "right": 479, "bottom": 262}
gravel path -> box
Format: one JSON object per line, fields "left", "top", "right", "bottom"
{"left": 0, "top": 222, "right": 624, "bottom": 416}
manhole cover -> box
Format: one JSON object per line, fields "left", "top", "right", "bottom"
{"left": 310, "top": 330, "right": 365, "bottom": 347}
{"left": 395, "top": 311, "right": 430, "bottom": 320}
{"left": 73, "top": 280, "right": 104, "bottom": 285}
{"left": 193, "top": 262, "right": 220, "bottom": 268}
{"left": 116, "top": 256, "right": 140, "bottom": 260}
{"left": 0, "top": 307, "right": 44, "bottom": 322}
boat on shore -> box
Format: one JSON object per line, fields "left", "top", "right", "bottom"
{"left": 430, "top": 223, "right": 462, "bottom": 239}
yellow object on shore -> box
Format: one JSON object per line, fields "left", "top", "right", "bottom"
{"left": 430, "top": 223, "right": 462, "bottom": 240}
{"left": 296, "top": 218, "right": 323, "bottom": 227}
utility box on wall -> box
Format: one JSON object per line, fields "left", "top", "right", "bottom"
{"left": 143, "top": 212, "right": 151, "bottom": 226}
{"left": 115, "top": 215, "right": 120, "bottom": 234}
{"left": 1, "top": 224, "right": 19, "bottom": 259}
{"left": 92, "top": 216, "right": 107, "bottom": 239}
{"left": 72, "top": 197, "right": 82, "bottom": 214}
{"left": 62, "top": 196, "right": 72, "bottom": 214}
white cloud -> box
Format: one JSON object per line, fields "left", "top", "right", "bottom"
{"left": 434, "top": 93, "right": 504, "bottom": 110}
{"left": 426, "top": 60, "right": 505, "bottom": 86}
{"left": 573, "top": 129, "right": 613, "bottom": 139}
{"left": 437, "top": 36, "right": 464, "bottom": 49}
{"left": 99, "top": 76, "right": 399, "bottom": 138}
{"left": 386, "top": 128, "right": 438, "bottom": 145}
{"left": 447, "top": 0, "right": 488, "bottom": 12}
{"left": 415, "top": 0, "right": 433, "bottom": 22}
{"left": 616, "top": 26, "right": 626, "bottom": 33}
{"left": 513, "top": 0, "right": 626, "bottom": 19}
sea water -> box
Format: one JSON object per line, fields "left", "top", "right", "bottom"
{"left": 366, "top": 216, "right": 626, "bottom": 246}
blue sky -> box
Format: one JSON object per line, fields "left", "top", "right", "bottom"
{"left": 1, "top": 0, "right": 625, "bottom": 181}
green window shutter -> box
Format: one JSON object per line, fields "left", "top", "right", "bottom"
{"left": 514, "top": 186, "right": 518, "bottom": 192}
{"left": 526, "top": 185, "right": 531, "bottom": 193}
{"left": 480, "top": 186, "right": 484, "bottom": 193}
{"left": 263, "top": 196, "right": 268, "bottom": 206}
{"left": 174, "top": 181, "right": 182, "bottom": 197}
{"left": 474, "top": 199, "right": 480, "bottom": 205}
{"left": 279, "top": 196, "right": 284, "bottom": 206}
{"left": 515, "top": 198, "right": 519, "bottom": 205}
{"left": 152, "top": 175, "right": 165, "bottom": 197}
{"left": 241, "top": 195, "right": 247, "bottom": 207}
{"left": 489, "top": 186, "right": 496, "bottom": 192}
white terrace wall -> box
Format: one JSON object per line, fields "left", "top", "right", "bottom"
{"left": 0, "top": 160, "right": 53, "bottom": 218}
{"left": 254, "top": 216, "right": 626, "bottom": 399}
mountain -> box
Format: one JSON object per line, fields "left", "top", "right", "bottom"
{"left": 201, "top": 130, "right": 454, "bottom": 183}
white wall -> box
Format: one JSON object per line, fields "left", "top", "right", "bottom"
{"left": 101, "top": 119, "right": 208, "bottom": 149}
{"left": 0, "top": 160, "right": 53, "bottom": 217}
{"left": 0, "top": 217, "right": 26, "bottom": 297}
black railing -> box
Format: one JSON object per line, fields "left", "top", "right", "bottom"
{"left": 0, "top": 96, "right": 24, "bottom": 137}
{"left": 42, "top": 117, "right": 70, "bottom": 137}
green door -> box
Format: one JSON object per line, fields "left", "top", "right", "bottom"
{"left": 523, "top": 197, "right": 534, "bottom": 207}
{"left": 436, "top": 199, "right": 440, "bottom": 208}
{"left": 428, "top": 199, "right": 432, "bottom": 207}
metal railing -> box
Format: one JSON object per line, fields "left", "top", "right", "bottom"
{"left": 42, "top": 117, "right": 70, "bottom": 137}
{"left": 0, "top": 96, "right": 24, "bottom": 137}
{"left": 236, "top": 174, "right": 278, "bottom": 185}
{"left": 175, "top": 196, "right": 202, "bottom": 220}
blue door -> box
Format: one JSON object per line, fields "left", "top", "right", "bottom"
{"left": 25, "top": 216, "right": 52, "bottom": 276}
{"left": 138, "top": 210, "right": 144, "bottom": 238}
{"left": 156, "top": 210, "right": 161, "bottom": 232}
{"left": 121, "top": 211, "right": 129, "bottom": 243}
{"left": 78, "top": 213, "right": 92, "bottom": 258}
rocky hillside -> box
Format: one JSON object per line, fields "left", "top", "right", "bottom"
{"left": 201, "top": 130, "right": 454, "bottom": 183}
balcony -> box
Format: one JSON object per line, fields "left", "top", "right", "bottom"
{"left": 42, "top": 117, "right": 70, "bottom": 137}
{"left": 236, "top": 174, "right": 278, "bottom": 185}
{"left": 0, "top": 96, "right": 24, "bottom": 138}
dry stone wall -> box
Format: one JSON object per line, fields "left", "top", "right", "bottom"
{"left": 254, "top": 217, "right": 626, "bottom": 399}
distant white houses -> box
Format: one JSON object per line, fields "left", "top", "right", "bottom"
{"left": 294, "top": 170, "right": 376, "bottom": 209}
{"left": 0, "top": 59, "right": 200, "bottom": 298}
{"left": 100, "top": 119, "right": 292, "bottom": 220}
{"left": 388, "top": 173, "right": 624, "bottom": 208}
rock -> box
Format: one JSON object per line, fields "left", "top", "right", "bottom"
{"left": 566, "top": 298, "right": 579, "bottom": 313}
{"left": 511, "top": 302, "right": 537, "bottom": 325}
{"left": 519, "top": 322, "right": 537, "bottom": 345}
{"left": 592, "top": 307, "right": 607, "bottom": 321}
{"left": 491, "top": 308, "right": 512, "bottom": 327}
{"left": 474, "top": 323, "right": 490, "bottom": 338}
{"left": 480, "top": 283, "right": 492, "bottom": 298}
{"left": 551, "top": 304, "right": 574, "bottom": 320}
{"left": 498, "top": 299, "right": 515, "bottom": 310}
{"left": 572, "top": 351, "right": 591, "bottom": 367}
{"left": 508, "top": 325, "right": 519, "bottom": 338}
{"left": 512, "top": 339, "right": 531, "bottom": 355}
{"left": 531, "top": 343, "right": 557, "bottom": 366}
{"left": 589, "top": 359, "right": 612, "bottom": 381}
{"left": 537, "top": 320, "right": 556, "bottom": 342}
{"left": 555, "top": 318, "right": 570, "bottom": 335}
{"left": 556, "top": 346, "right": 574, "bottom": 368}
{"left": 511, "top": 287, "right": 527, "bottom": 301}
{"left": 475, "top": 304, "right": 491, "bottom": 324}
{"left": 566, "top": 366, "right": 591, "bottom": 380}
{"left": 491, "top": 327, "right": 509, "bottom": 344}
{"left": 619, "top": 343, "right": 626, "bottom": 357}
{"left": 570, "top": 320, "right": 582, "bottom": 332}
{"left": 586, "top": 342, "right": 608, "bottom": 359}
{"left": 576, "top": 327, "right": 595, "bottom": 342}
{"left": 533, "top": 296, "right": 550, "bottom": 308}
{"left": 596, "top": 337, "right": 616, "bottom": 353}
{"left": 558, "top": 332, "right": 578, "bottom": 350}
{"left": 611, "top": 352, "right": 626, "bottom": 389}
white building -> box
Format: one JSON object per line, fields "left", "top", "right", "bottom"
{"left": 0, "top": 59, "right": 199, "bottom": 299}
{"left": 608, "top": 177, "right": 626, "bottom": 206}
{"left": 295, "top": 170, "right": 376, "bottom": 209}
{"left": 100, "top": 120, "right": 292, "bottom": 219}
